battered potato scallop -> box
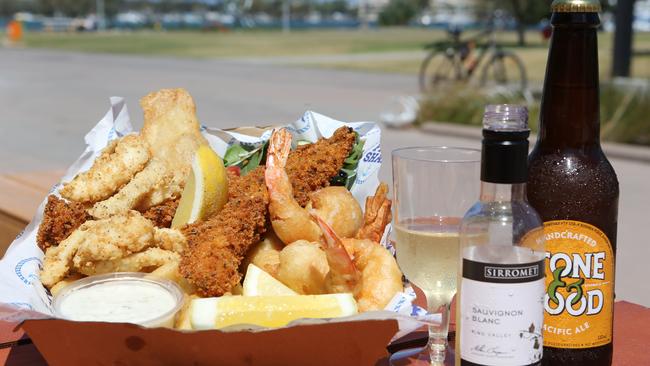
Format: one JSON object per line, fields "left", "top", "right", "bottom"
{"left": 277, "top": 240, "right": 329, "bottom": 295}
{"left": 307, "top": 186, "right": 363, "bottom": 239}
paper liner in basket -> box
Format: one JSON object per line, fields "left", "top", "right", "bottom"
{"left": 0, "top": 97, "right": 436, "bottom": 341}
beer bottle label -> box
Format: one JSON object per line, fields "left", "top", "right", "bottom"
{"left": 543, "top": 220, "right": 614, "bottom": 348}
{"left": 460, "top": 259, "right": 545, "bottom": 365}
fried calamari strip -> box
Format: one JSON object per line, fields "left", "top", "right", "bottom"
{"left": 36, "top": 195, "right": 91, "bottom": 251}
{"left": 179, "top": 127, "right": 356, "bottom": 297}
{"left": 88, "top": 89, "right": 207, "bottom": 218}
{"left": 40, "top": 211, "right": 186, "bottom": 288}
{"left": 77, "top": 248, "right": 181, "bottom": 277}
{"left": 60, "top": 134, "right": 151, "bottom": 203}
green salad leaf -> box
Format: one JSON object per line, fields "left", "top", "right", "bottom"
{"left": 224, "top": 132, "right": 365, "bottom": 189}
{"left": 223, "top": 140, "right": 269, "bottom": 175}
{"left": 330, "top": 132, "right": 365, "bottom": 190}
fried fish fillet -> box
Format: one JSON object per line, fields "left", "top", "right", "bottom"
{"left": 60, "top": 134, "right": 151, "bottom": 203}
{"left": 286, "top": 127, "right": 357, "bottom": 207}
{"left": 88, "top": 89, "right": 207, "bottom": 218}
{"left": 142, "top": 198, "right": 180, "bottom": 228}
{"left": 180, "top": 166, "right": 268, "bottom": 297}
{"left": 179, "top": 127, "right": 356, "bottom": 297}
{"left": 37, "top": 195, "right": 91, "bottom": 251}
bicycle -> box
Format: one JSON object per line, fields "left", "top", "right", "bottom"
{"left": 419, "top": 22, "right": 528, "bottom": 94}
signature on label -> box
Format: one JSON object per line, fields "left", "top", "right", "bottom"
{"left": 471, "top": 344, "right": 513, "bottom": 357}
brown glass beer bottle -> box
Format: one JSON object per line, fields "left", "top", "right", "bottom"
{"left": 527, "top": 1, "right": 619, "bottom": 365}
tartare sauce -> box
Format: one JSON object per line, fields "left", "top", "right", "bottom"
{"left": 57, "top": 279, "right": 177, "bottom": 325}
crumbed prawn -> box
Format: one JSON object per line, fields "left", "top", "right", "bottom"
{"left": 265, "top": 129, "right": 321, "bottom": 245}
{"left": 355, "top": 183, "right": 392, "bottom": 242}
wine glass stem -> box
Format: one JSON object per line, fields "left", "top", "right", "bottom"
{"left": 426, "top": 296, "right": 451, "bottom": 364}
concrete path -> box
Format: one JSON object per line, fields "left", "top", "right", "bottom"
{"left": 1, "top": 48, "right": 648, "bottom": 306}
{"left": 0, "top": 48, "right": 416, "bottom": 172}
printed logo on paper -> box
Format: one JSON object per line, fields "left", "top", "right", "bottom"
{"left": 15, "top": 257, "right": 42, "bottom": 285}
{"left": 543, "top": 220, "right": 614, "bottom": 349}
{"left": 362, "top": 144, "right": 382, "bottom": 164}
{"left": 8, "top": 302, "right": 33, "bottom": 310}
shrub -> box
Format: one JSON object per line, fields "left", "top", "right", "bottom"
{"left": 417, "top": 82, "right": 650, "bottom": 146}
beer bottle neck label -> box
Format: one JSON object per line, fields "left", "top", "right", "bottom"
{"left": 543, "top": 220, "right": 614, "bottom": 348}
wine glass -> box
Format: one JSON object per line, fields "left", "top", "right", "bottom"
{"left": 391, "top": 147, "right": 480, "bottom": 365}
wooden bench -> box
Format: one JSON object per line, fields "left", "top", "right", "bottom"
{"left": 0, "top": 170, "right": 64, "bottom": 255}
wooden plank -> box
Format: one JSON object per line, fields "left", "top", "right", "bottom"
{"left": 0, "top": 176, "right": 45, "bottom": 224}
{"left": 3, "top": 170, "right": 64, "bottom": 193}
{"left": 0, "top": 170, "right": 64, "bottom": 255}
{"left": 0, "top": 214, "right": 27, "bottom": 255}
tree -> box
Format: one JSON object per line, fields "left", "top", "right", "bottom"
{"left": 612, "top": 0, "right": 636, "bottom": 77}
{"left": 496, "top": 0, "right": 552, "bottom": 46}
{"left": 0, "top": 0, "right": 19, "bottom": 17}
{"left": 378, "top": 0, "right": 417, "bottom": 26}
{"left": 0, "top": 0, "right": 40, "bottom": 17}
{"left": 36, "top": 0, "right": 122, "bottom": 17}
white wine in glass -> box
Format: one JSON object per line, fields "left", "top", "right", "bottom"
{"left": 391, "top": 147, "right": 480, "bottom": 365}
{"left": 394, "top": 217, "right": 460, "bottom": 309}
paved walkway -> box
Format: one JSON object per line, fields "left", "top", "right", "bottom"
{"left": 1, "top": 48, "right": 648, "bottom": 306}
{"left": 0, "top": 48, "right": 416, "bottom": 172}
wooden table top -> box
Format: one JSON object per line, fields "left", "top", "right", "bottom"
{"left": 0, "top": 170, "right": 65, "bottom": 255}
{"left": 1, "top": 171, "right": 648, "bottom": 364}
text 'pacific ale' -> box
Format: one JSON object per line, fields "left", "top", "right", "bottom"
{"left": 527, "top": 1, "right": 619, "bottom": 366}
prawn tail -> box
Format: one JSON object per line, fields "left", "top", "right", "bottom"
{"left": 356, "top": 182, "right": 392, "bottom": 242}
{"left": 312, "top": 213, "right": 360, "bottom": 294}
{"left": 265, "top": 128, "right": 294, "bottom": 201}
{"left": 266, "top": 128, "right": 292, "bottom": 169}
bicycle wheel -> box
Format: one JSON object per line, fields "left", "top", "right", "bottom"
{"left": 419, "top": 49, "right": 461, "bottom": 93}
{"left": 479, "top": 50, "right": 528, "bottom": 92}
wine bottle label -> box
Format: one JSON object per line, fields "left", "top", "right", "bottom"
{"left": 543, "top": 220, "right": 614, "bottom": 349}
{"left": 460, "top": 259, "right": 545, "bottom": 366}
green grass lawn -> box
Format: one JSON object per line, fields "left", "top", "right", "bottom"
{"left": 10, "top": 28, "right": 650, "bottom": 80}
{"left": 20, "top": 28, "right": 440, "bottom": 57}
{"left": 311, "top": 30, "right": 650, "bottom": 82}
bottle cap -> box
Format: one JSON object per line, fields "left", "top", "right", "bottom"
{"left": 551, "top": 0, "right": 601, "bottom": 13}
{"left": 481, "top": 104, "right": 530, "bottom": 184}
{"left": 483, "top": 104, "right": 529, "bottom": 132}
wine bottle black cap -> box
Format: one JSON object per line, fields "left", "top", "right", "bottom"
{"left": 481, "top": 105, "right": 530, "bottom": 184}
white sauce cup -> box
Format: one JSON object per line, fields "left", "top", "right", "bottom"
{"left": 52, "top": 272, "right": 185, "bottom": 328}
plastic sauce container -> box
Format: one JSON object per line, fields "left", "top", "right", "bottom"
{"left": 53, "top": 272, "right": 184, "bottom": 328}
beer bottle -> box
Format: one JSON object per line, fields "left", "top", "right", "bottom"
{"left": 527, "top": 1, "right": 619, "bottom": 365}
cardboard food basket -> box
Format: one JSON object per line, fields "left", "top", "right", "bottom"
{"left": 0, "top": 97, "right": 433, "bottom": 365}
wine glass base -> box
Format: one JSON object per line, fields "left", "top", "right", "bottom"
{"left": 389, "top": 346, "right": 455, "bottom": 366}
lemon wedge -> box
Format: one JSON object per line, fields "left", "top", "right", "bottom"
{"left": 242, "top": 264, "right": 297, "bottom": 296}
{"left": 172, "top": 144, "right": 228, "bottom": 228}
{"left": 190, "top": 294, "right": 358, "bottom": 329}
